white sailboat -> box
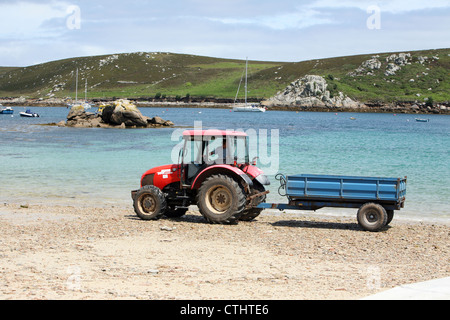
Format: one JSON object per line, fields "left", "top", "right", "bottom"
{"left": 233, "top": 58, "right": 266, "bottom": 113}
{"left": 68, "top": 68, "right": 92, "bottom": 110}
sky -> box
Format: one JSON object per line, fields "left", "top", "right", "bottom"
{"left": 0, "top": 0, "right": 449, "bottom": 66}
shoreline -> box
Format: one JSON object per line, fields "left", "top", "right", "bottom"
{"left": 3, "top": 198, "right": 449, "bottom": 226}
{"left": 0, "top": 201, "right": 448, "bottom": 300}
{"left": 1, "top": 98, "right": 449, "bottom": 115}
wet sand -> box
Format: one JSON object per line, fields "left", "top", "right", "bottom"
{"left": 0, "top": 203, "right": 448, "bottom": 300}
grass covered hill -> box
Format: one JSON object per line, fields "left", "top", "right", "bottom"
{"left": 0, "top": 53, "right": 283, "bottom": 101}
{"left": 0, "top": 48, "right": 449, "bottom": 104}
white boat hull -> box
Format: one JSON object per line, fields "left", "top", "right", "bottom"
{"left": 20, "top": 110, "right": 39, "bottom": 117}
{"left": 20, "top": 113, "right": 39, "bottom": 117}
{"left": 233, "top": 106, "right": 266, "bottom": 112}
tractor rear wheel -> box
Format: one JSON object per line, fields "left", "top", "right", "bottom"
{"left": 197, "top": 174, "right": 246, "bottom": 224}
{"left": 133, "top": 185, "right": 167, "bottom": 220}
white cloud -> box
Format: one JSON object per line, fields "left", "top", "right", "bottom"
{"left": 309, "top": 0, "right": 450, "bottom": 14}
{"left": 0, "top": 0, "right": 449, "bottom": 66}
{"left": 0, "top": 1, "right": 71, "bottom": 39}
{"left": 195, "top": 0, "right": 450, "bottom": 31}
{"left": 206, "top": 9, "right": 333, "bottom": 30}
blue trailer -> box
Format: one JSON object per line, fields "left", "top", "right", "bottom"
{"left": 257, "top": 174, "right": 407, "bottom": 232}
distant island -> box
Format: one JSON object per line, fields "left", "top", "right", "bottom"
{"left": 0, "top": 49, "right": 449, "bottom": 114}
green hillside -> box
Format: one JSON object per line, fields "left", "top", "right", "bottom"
{"left": 0, "top": 67, "right": 19, "bottom": 76}
{"left": 0, "top": 53, "right": 283, "bottom": 100}
{"left": 0, "top": 49, "right": 449, "bottom": 103}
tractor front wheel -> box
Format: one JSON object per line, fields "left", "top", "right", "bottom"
{"left": 197, "top": 174, "right": 246, "bottom": 224}
{"left": 133, "top": 185, "right": 167, "bottom": 220}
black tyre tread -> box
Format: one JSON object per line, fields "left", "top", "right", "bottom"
{"left": 164, "top": 207, "right": 188, "bottom": 218}
{"left": 239, "top": 208, "right": 264, "bottom": 221}
{"left": 357, "top": 202, "right": 388, "bottom": 232}
{"left": 386, "top": 210, "right": 394, "bottom": 225}
{"left": 196, "top": 174, "right": 246, "bottom": 224}
{"left": 133, "top": 185, "right": 167, "bottom": 221}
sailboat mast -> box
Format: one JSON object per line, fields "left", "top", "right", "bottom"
{"left": 75, "top": 68, "right": 78, "bottom": 102}
{"left": 245, "top": 57, "right": 248, "bottom": 106}
{"left": 85, "top": 78, "right": 87, "bottom": 102}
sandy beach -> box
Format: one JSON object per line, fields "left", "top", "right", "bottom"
{"left": 0, "top": 202, "right": 448, "bottom": 300}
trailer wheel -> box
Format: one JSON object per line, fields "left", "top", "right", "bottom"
{"left": 386, "top": 210, "right": 394, "bottom": 226}
{"left": 197, "top": 174, "right": 246, "bottom": 224}
{"left": 357, "top": 203, "right": 388, "bottom": 232}
{"left": 133, "top": 185, "right": 167, "bottom": 220}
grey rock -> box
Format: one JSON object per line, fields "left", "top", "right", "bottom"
{"left": 385, "top": 63, "right": 401, "bottom": 76}
{"left": 150, "top": 116, "right": 166, "bottom": 125}
{"left": 263, "top": 75, "right": 364, "bottom": 109}
{"left": 348, "top": 56, "right": 382, "bottom": 76}
{"left": 65, "top": 100, "right": 174, "bottom": 128}
{"left": 386, "top": 53, "right": 411, "bottom": 66}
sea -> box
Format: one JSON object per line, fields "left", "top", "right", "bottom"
{"left": 1, "top": 106, "right": 449, "bottom": 224}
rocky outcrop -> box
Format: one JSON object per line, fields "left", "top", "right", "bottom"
{"left": 63, "top": 99, "right": 174, "bottom": 128}
{"left": 348, "top": 53, "right": 413, "bottom": 77}
{"left": 386, "top": 53, "right": 411, "bottom": 66}
{"left": 384, "top": 53, "right": 411, "bottom": 76}
{"left": 348, "top": 56, "right": 382, "bottom": 76}
{"left": 262, "top": 75, "right": 365, "bottom": 109}
{"left": 100, "top": 100, "right": 149, "bottom": 127}
{"left": 65, "top": 107, "right": 103, "bottom": 128}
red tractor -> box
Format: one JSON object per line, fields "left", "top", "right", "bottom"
{"left": 131, "top": 130, "right": 270, "bottom": 224}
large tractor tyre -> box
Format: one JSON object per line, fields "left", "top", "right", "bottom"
{"left": 239, "top": 208, "right": 263, "bottom": 222}
{"left": 164, "top": 207, "right": 188, "bottom": 218}
{"left": 357, "top": 203, "right": 388, "bottom": 232}
{"left": 197, "top": 174, "right": 246, "bottom": 224}
{"left": 240, "top": 185, "right": 266, "bottom": 221}
{"left": 133, "top": 185, "right": 167, "bottom": 221}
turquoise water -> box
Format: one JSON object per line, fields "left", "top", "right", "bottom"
{"left": 0, "top": 106, "right": 449, "bottom": 222}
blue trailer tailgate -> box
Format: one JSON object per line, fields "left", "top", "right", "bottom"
{"left": 286, "top": 174, "right": 406, "bottom": 203}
